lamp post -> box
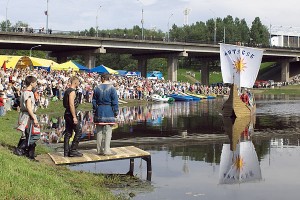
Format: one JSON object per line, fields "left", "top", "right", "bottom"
{"left": 96, "top": 5, "right": 102, "bottom": 37}
{"left": 30, "top": 45, "right": 42, "bottom": 57}
{"left": 5, "top": 0, "right": 10, "bottom": 32}
{"left": 137, "top": 0, "right": 144, "bottom": 40}
{"left": 46, "top": 0, "right": 49, "bottom": 34}
{"left": 269, "top": 24, "right": 272, "bottom": 47}
{"left": 209, "top": 9, "right": 217, "bottom": 44}
{"left": 167, "top": 13, "right": 173, "bottom": 42}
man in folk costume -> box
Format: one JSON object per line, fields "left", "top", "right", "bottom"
{"left": 63, "top": 76, "right": 83, "bottom": 157}
{"left": 240, "top": 89, "right": 249, "bottom": 105}
{"left": 14, "top": 76, "right": 40, "bottom": 161}
{"left": 92, "top": 74, "right": 118, "bottom": 155}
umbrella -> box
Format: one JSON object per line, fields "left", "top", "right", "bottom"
{"left": 51, "top": 60, "right": 88, "bottom": 71}
{"left": 90, "top": 65, "right": 118, "bottom": 74}
{"left": 219, "top": 117, "right": 262, "bottom": 184}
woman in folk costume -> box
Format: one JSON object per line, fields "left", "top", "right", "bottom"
{"left": 92, "top": 74, "right": 119, "bottom": 155}
{"left": 14, "top": 76, "right": 40, "bottom": 161}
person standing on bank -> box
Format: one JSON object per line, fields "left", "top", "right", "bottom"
{"left": 63, "top": 76, "right": 83, "bottom": 157}
{"left": 14, "top": 76, "right": 39, "bottom": 160}
{"left": 92, "top": 73, "right": 119, "bottom": 155}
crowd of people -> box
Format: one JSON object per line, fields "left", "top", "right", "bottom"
{"left": 1, "top": 67, "right": 299, "bottom": 117}
{"left": 0, "top": 67, "right": 230, "bottom": 116}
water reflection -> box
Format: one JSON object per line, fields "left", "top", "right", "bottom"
{"left": 40, "top": 101, "right": 224, "bottom": 144}
{"left": 219, "top": 116, "right": 262, "bottom": 184}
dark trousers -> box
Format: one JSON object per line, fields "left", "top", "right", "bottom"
{"left": 15, "top": 128, "right": 36, "bottom": 159}
{"left": 63, "top": 113, "right": 82, "bottom": 155}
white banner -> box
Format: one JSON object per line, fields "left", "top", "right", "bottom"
{"left": 220, "top": 44, "right": 264, "bottom": 88}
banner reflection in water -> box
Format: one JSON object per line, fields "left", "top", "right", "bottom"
{"left": 219, "top": 116, "right": 262, "bottom": 184}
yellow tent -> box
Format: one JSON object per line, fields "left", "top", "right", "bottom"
{"left": 29, "top": 57, "right": 58, "bottom": 67}
{"left": 0, "top": 55, "right": 23, "bottom": 69}
{"left": 0, "top": 55, "right": 57, "bottom": 69}
{"left": 51, "top": 60, "right": 82, "bottom": 71}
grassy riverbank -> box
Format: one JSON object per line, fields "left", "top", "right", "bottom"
{"left": 253, "top": 85, "right": 300, "bottom": 95}
{"left": 0, "top": 100, "right": 142, "bottom": 199}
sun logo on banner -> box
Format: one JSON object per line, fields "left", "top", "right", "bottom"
{"left": 234, "top": 155, "right": 244, "bottom": 171}
{"left": 233, "top": 57, "right": 246, "bottom": 73}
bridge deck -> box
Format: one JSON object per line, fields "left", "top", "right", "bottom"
{"left": 48, "top": 146, "right": 152, "bottom": 180}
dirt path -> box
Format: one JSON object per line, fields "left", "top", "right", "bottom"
{"left": 183, "top": 74, "right": 199, "bottom": 83}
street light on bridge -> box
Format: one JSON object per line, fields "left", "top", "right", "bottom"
{"left": 209, "top": 9, "right": 217, "bottom": 44}
{"left": 96, "top": 5, "right": 102, "bottom": 37}
{"left": 167, "top": 13, "right": 173, "bottom": 42}
{"left": 30, "top": 45, "right": 42, "bottom": 57}
{"left": 5, "top": 0, "right": 10, "bottom": 32}
{"left": 137, "top": 0, "right": 144, "bottom": 40}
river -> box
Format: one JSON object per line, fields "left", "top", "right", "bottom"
{"left": 42, "top": 95, "right": 300, "bottom": 200}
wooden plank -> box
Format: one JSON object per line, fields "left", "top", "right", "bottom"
{"left": 48, "top": 146, "right": 150, "bottom": 165}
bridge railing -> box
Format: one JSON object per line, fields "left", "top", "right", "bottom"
{"left": 2, "top": 28, "right": 300, "bottom": 50}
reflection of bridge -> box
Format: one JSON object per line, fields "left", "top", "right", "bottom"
{"left": 1, "top": 32, "right": 300, "bottom": 83}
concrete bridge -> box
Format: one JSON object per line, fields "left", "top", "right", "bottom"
{"left": 1, "top": 32, "right": 300, "bottom": 84}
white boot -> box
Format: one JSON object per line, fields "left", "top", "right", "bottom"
{"left": 103, "top": 125, "right": 114, "bottom": 155}
{"left": 96, "top": 126, "right": 104, "bottom": 154}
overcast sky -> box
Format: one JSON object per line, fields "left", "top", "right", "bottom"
{"left": 1, "top": 0, "right": 299, "bottom": 33}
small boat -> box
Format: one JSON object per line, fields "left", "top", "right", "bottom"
{"left": 185, "top": 92, "right": 203, "bottom": 99}
{"left": 187, "top": 92, "right": 216, "bottom": 100}
{"left": 206, "top": 95, "right": 216, "bottom": 99}
{"left": 168, "top": 94, "right": 193, "bottom": 101}
{"left": 178, "top": 92, "right": 201, "bottom": 101}
{"left": 222, "top": 84, "right": 256, "bottom": 118}
{"left": 220, "top": 43, "right": 263, "bottom": 118}
{"left": 151, "top": 94, "right": 174, "bottom": 103}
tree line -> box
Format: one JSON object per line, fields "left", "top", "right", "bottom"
{"left": 0, "top": 15, "right": 269, "bottom": 73}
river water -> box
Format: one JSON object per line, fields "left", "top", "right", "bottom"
{"left": 44, "top": 95, "right": 300, "bottom": 200}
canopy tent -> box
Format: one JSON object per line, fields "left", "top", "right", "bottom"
{"left": 0, "top": 55, "right": 23, "bottom": 69}
{"left": 90, "top": 65, "right": 119, "bottom": 74}
{"left": 0, "top": 55, "right": 57, "bottom": 69}
{"left": 30, "top": 57, "right": 57, "bottom": 69}
{"left": 147, "top": 71, "right": 163, "bottom": 80}
{"left": 126, "top": 71, "right": 141, "bottom": 77}
{"left": 51, "top": 60, "right": 88, "bottom": 71}
{"left": 116, "top": 70, "right": 127, "bottom": 76}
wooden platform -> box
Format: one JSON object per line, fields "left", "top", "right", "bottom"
{"left": 48, "top": 146, "right": 152, "bottom": 181}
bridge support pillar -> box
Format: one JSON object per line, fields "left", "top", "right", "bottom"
{"left": 168, "top": 56, "right": 178, "bottom": 82}
{"left": 138, "top": 58, "right": 148, "bottom": 78}
{"left": 84, "top": 54, "right": 96, "bottom": 69}
{"left": 56, "top": 55, "right": 68, "bottom": 64}
{"left": 281, "top": 61, "right": 290, "bottom": 82}
{"left": 201, "top": 62, "right": 209, "bottom": 85}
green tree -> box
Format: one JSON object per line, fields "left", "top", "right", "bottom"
{"left": 14, "top": 21, "right": 29, "bottom": 29}
{"left": 0, "top": 20, "right": 11, "bottom": 31}
{"left": 239, "top": 19, "right": 250, "bottom": 44}
{"left": 250, "top": 17, "right": 269, "bottom": 46}
{"left": 88, "top": 27, "right": 96, "bottom": 37}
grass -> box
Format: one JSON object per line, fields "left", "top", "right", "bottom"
{"left": 259, "top": 62, "right": 276, "bottom": 74}
{"left": 253, "top": 84, "right": 300, "bottom": 95}
{"left": 176, "top": 62, "right": 278, "bottom": 85}
{"left": 0, "top": 98, "right": 152, "bottom": 199}
{"left": 177, "top": 68, "right": 222, "bottom": 84}
{"left": 0, "top": 100, "right": 138, "bottom": 199}
{"left": 0, "top": 146, "right": 115, "bottom": 199}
